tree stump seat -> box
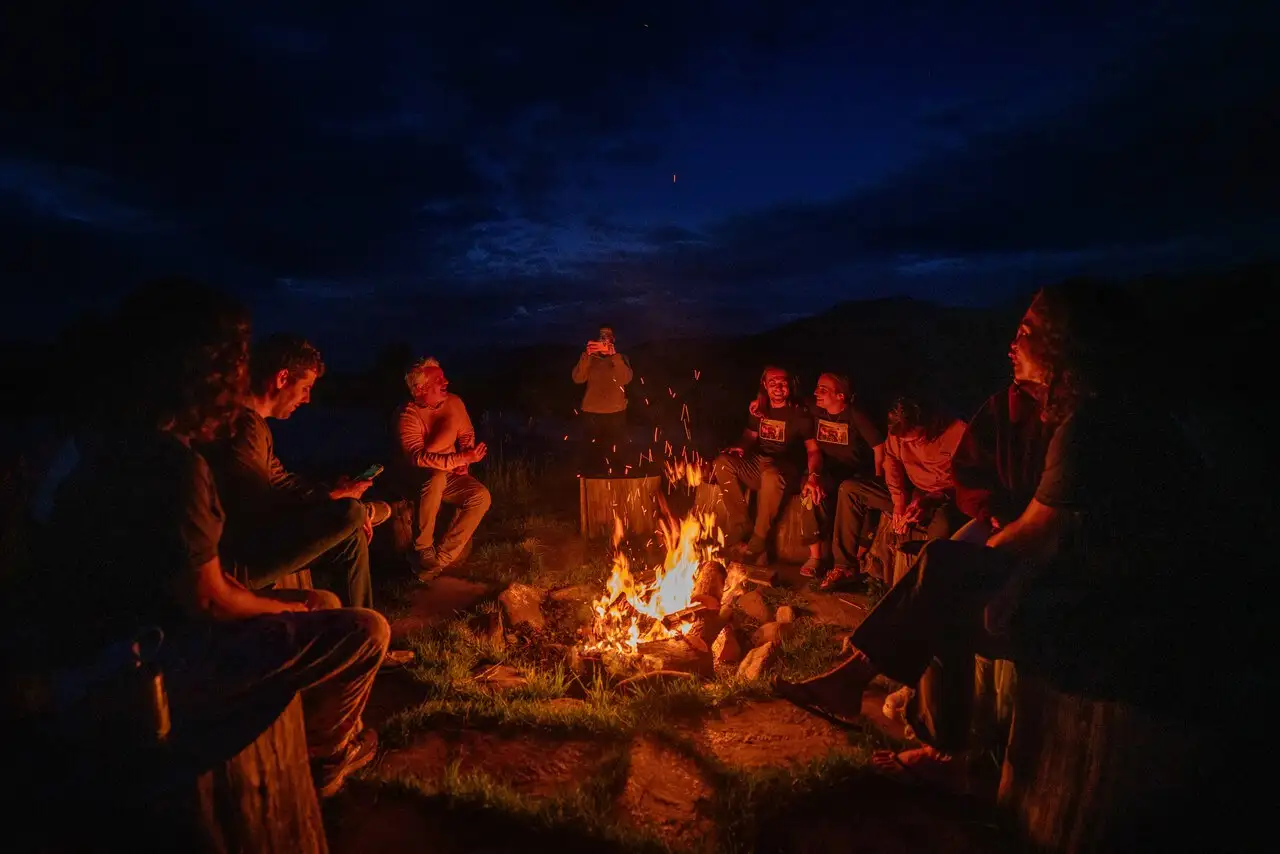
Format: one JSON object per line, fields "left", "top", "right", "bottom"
{"left": 31, "top": 692, "right": 327, "bottom": 853}
{"left": 271, "top": 566, "right": 315, "bottom": 592}
{"left": 692, "top": 483, "right": 815, "bottom": 563}
{"left": 998, "top": 671, "right": 1228, "bottom": 852}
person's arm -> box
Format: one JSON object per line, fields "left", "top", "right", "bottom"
{"left": 882, "top": 439, "right": 908, "bottom": 512}
{"left": 171, "top": 455, "right": 303, "bottom": 620}
{"left": 952, "top": 395, "right": 1001, "bottom": 523}
{"left": 571, "top": 352, "right": 592, "bottom": 384}
{"left": 873, "top": 442, "right": 885, "bottom": 478}
{"left": 986, "top": 499, "right": 1069, "bottom": 563}
{"left": 396, "top": 406, "right": 464, "bottom": 471}
{"left": 849, "top": 405, "right": 886, "bottom": 449}
{"left": 613, "top": 353, "right": 634, "bottom": 386}
{"left": 456, "top": 398, "right": 477, "bottom": 451}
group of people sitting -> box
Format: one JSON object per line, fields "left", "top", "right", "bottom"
{"left": 32, "top": 280, "right": 495, "bottom": 799}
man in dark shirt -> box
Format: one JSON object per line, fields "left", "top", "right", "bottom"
{"left": 204, "top": 335, "right": 390, "bottom": 608}
{"left": 49, "top": 280, "right": 388, "bottom": 799}
{"left": 713, "top": 366, "right": 821, "bottom": 564}
{"left": 775, "top": 281, "right": 1213, "bottom": 784}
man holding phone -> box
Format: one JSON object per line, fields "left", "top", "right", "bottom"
{"left": 571, "top": 325, "right": 633, "bottom": 475}
{"left": 395, "top": 357, "right": 491, "bottom": 579}
{"left": 204, "top": 335, "right": 391, "bottom": 609}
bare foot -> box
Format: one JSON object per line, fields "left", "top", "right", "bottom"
{"left": 872, "top": 746, "right": 962, "bottom": 790}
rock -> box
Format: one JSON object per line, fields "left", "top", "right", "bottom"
{"left": 712, "top": 626, "right": 743, "bottom": 666}
{"left": 468, "top": 609, "right": 506, "bottom": 648}
{"left": 737, "top": 642, "right": 776, "bottom": 680}
{"left": 734, "top": 590, "right": 773, "bottom": 624}
{"left": 548, "top": 584, "right": 599, "bottom": 604}
{"left": 752, "top": 621, "right": 795, "bottom": 646}
{"left": 775, "top": 604, "right": 796, "bottom": 623}
{"left": 499, "top": 583, "right": 546, "bottom": 630}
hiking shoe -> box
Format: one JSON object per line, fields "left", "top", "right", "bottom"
{"left": 412, "top": 547, "right": 444, "bottom": 582}
{"left": 366, "top": 501, "right": 392, "bottom": 527}
{"left": 313, "top": 729, "right": 379, "bottom": 798}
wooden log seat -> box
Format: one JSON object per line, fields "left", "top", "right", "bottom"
{"left": 691, "top": 483, "right": 815, "bottom": 563}
{"left": 272, "top": 566, "right": 314, "bottom": 592}
{"left": 379, "top": 498, "right": 472, "bottom": 564}
{"left": 36, "top": 692, "right": 327, "bottom": 854}
{"left": 579, "top": 474, "right": 663, "bottom": 539}
{"left": 998, "top": 673, "right": 1233, "bottom": 853}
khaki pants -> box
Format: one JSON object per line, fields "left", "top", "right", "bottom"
{"left": 411, "top": 470, "right": 491, "bottom": 561}
{"left": 712, "top": 452, "right": 797, "bottom": 541}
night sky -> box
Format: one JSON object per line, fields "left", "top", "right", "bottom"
{"left": 2, "top": 0, "right": 1277, "bottom": 367}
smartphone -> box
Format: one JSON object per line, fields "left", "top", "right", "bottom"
{"left": 355, "top": 464, "right": 384, "bottom": 481}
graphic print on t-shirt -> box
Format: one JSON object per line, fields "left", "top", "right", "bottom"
{"left": 758, "top": 418, "right": 786, "bottom": 443}
{"left": 817, "top": 419, "right": 849, "bottom": 445}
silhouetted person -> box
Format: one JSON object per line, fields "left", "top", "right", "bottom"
{"left": 44, "top": 279, "right": 387, "bottom": 798}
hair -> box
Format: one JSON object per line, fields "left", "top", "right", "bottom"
{"left": 248, "top": 334, "right": 325, "bottom": 396}
{"left": 754, "top": 365, "right": 804, "bottom": 413}
{"left": 887, "top": 393, "right": 953, "bottom": 442}
{"left": 818, "top": 372, "right": 852, "bottom": 401}
{"left": 106, "top": 277, "right": 250, "bottom": 442}
{"left": 1023, "top": 279, "right": 1135, "bottom": 423}
{"left": 404, "top": 356, "right": 442, "bottom": 390}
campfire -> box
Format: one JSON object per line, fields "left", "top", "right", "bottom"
{"left": 583, "top": 511, "right": 725, "bottom": 655}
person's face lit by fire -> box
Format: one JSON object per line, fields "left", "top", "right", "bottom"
{"left": 813, "top": 374, "right": 845, "bottom": 412}
{"left": 1009, "top": 306, "right": 1051, "bottom": 387}
{"left": 410, "top": 366, "right": 449, "bottom": 408}
{"left": 762, "top": 369, "right": 790, "bottom": 407}
{"left": 269, "top": 368, "right": 316, "bottom": 419}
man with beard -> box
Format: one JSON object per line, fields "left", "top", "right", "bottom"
{"left": 713, "top": 366, "right": 821, "bottom": 565}
{"left": 394, "top": 357, "right": 491, "bottom": 578}
{"left": 775, "top": 281, "right": 1215, "bottom": 793}
{"left": 205, "top": 335, "right": 390, "bottom": 609}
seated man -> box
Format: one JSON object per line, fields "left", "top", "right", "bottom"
{"left": 714, "top": 366, "right": 820, "bottom": 565}
{"left": 951, "top": 380, "right": 1056, "bottom": 544}
{"left": 880, "top": 394, "right": 968, "bottom": 541}
{"left": 394, "top": 358, "right": 490, "bottom": 578}
{"left": 776, "top": 281, "right": 1213, "bottom": 785}
{"left": 203, "top": 335, "right": 389, "bottom": 609}
{"left": 44, "top": 279, "right": 388, "bottom": 799}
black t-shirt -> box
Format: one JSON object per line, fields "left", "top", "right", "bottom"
{"left": 748, "top": 403, "right": 815, "bottom": 465}
{"left": 812, "top": 403, "right": 884, "bottom": 477}
{"left": 49, "top": 430, "right": 224, "bottom": 658}
{"left": 1016, "top": 396, "right": 1212, "bottom": 710}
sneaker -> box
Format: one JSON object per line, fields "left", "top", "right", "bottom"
{"left": 313, "top": 729, "right": 379, "bottom": 798}
{"left": 413, "top": 547, "right": 444, "bottom": 582}
{"left": 366, "top": 501, "right": 392, "bottom": 527}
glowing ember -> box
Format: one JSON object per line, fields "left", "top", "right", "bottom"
{"left": 584, "top": 511, "right": 724, "bottom": 655}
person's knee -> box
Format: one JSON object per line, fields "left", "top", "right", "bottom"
{"left": 420, "top": 470, "right": 448, "bottom": 496}
{"left": 712, "top": 454, "right": 735, "bottom": 478}
{"left": 468, "top": 483, "right": 492, "bottom": 512}
{"left": 347, "top": 608, "right": 391, "bottom": 656}
{"left": 759, "top": 467, "right": 785, "bottom": 495}
{"left": 837, "top": 479, "right": 858, "bottom": 500}
{"left": 308, "top": 589, "right": 343, "bottom": 610}
{"left": 335, "top": 498, "right": 365, "bottom": 531}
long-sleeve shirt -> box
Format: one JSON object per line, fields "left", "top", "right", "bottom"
{"left": 396, "top": 395, "right": 476, "bottom": 471}
{"left": 882, "top": 419, "right": 967, "bottom": 510}
{"left": 571, "top": 352, "right": 633, "bottom": 413}
{"left": 206, "top": 410, "right": 318, "bottom": 515}
{"left": 952, "top": 384, "right": 1056, "bottom": 524}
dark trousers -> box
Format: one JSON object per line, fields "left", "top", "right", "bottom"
{"left": 850, "top": 539, "right": 1015, "bottom": 753}
{"left": 161, "top": 607, "right": 389, "bottom": 762}
{"left": 580, "top": 410, "right": 628, "bottom": 476}
{"left": 227, "top": 498, "right": 372, "bottom": 609}
{"left": 829, "top": 477, "right": 894, "bottom": 566}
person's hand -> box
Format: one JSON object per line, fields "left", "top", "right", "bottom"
{"left": 720, "top": 446, "right": 745, "bottom": 457}
{"left": 801, "top": 476, "right": 824, "bottom": 505}
{"left": 360, "top": 515, "right": 374, "bottom": 544}
{"left": 460, "top": 442, "right": 488, "bottom": 465}
{"left": 451, "top": 465, "right": 469, "bottom": 476}
{"left": 275, "top": 599, "right": 309, "bottom": 614}
{"left": 890, "top": 501, "right": 914, "bottom": 534}
{"left": 748, "top": 400, "right": 763, "bottom": 418}
{"left": 330, "top": 476, "right": 372, "bottom": 500}
{"left": 602, "top": 341, "right": 616, "bottom": 356}
{"left": 586, "top": 340, "right": 606, "bottom": 355}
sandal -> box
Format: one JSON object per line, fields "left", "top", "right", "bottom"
{"left": 799, "top": 557, "right": 823, "bottom": 578}
{"left": 819, "top": 566, "right": 858, "bottom": 591}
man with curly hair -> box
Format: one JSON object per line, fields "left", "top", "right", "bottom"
{"left": 776, "top": 280, "right": 1214, "bottom": 789}
{"left": 46, "top": 279, "right": 387, "bottom": 799}
{"left": 205, "top": 334, "right": 389, "bottom": 609}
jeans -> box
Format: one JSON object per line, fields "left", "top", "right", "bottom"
{"left": 227, "top": 499, "right": 373, "bottom": 609}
